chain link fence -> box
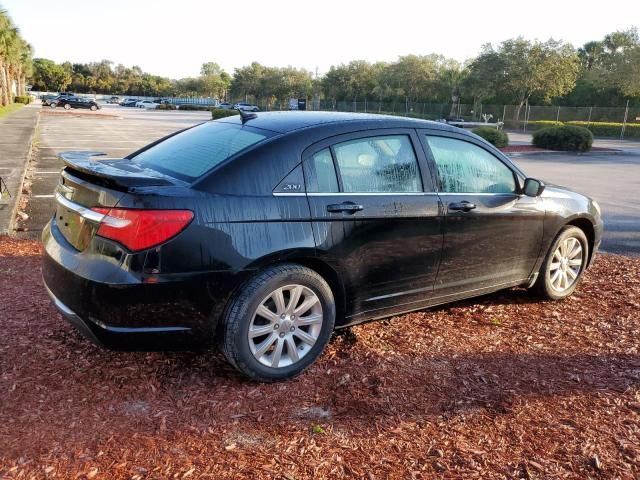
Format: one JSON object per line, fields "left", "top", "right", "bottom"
{"left": 259, "top": 100, "right": 639, "bottom": 139}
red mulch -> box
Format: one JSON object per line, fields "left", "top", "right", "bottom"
{"left": 1, "top": 237, "right": 639, "bottom": 479}
{"left": 500, "top": 145, "right": 620, "bottom": 153}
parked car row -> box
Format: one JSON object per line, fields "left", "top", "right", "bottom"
{"left": 117, "top": 98, "right": 260, "bottom": 111}
{"left": 118, "top": 98, "right": 166, "bottom": 109}
{"left": 39, "top": 93, "right": 261, "bottom": 112}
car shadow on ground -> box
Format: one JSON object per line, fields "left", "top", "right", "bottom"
{"left": 53, "top": 324, "right": 640, "bottom": 427}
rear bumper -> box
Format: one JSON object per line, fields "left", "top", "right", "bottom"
{"left": 43, "top": 282, "right": 195, "bottom": 350}
{"left": 45, "top": 283, "right": 105, "bottom": 346}
{"left": 42, "top": 219, "right": 244, "bottom": 350}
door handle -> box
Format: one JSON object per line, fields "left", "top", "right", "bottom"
{"left": 448, "top": 201, "right": 476, "bottom": 212}
{"left": 327, "top": 202, "right": 364, "bottom": 214}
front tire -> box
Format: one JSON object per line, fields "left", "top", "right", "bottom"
{"left": 221, "top": 264, "right": 335, "bottom": 382}
{"left": 535, "top": 226, "right": 589, "bottom": 300}
{"left": 90, "top": 105, "right": 97, "bottom": 111}
{"left": 63, "top": 103, "right": 71, "bottom": 110}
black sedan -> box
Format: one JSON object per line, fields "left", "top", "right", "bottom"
{"left": 52, "top": 96, "right": 100, "bottom": 111}
{"left": 42, "top": 112, "right": 603, "bottom": 381}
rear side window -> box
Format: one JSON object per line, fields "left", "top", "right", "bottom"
{"left": 132, "top": 122, "right": 273, "bottom": 181}
{"left": 306, "top": 148, "right": 339, "bottom": 193}
{"left": 333, "top": 135, "right": 422, "bottom": 193}
{"left": 426, "top": 136, "right": 516, "bottom": 194}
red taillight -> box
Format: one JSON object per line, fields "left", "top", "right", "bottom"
{"left": 90, "top": 208, "right": 193, "bottom": 251}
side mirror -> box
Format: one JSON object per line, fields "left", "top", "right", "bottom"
{"left": 523, "top": 178, "right": 545, "bottom": 197}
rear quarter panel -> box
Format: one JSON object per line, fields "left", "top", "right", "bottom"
{"left": 115, "top": 187, "right": 315, "bottom": 274}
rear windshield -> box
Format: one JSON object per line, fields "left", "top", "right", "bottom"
{"left": 131, "top": 122, "right": 273, "bottom": 181}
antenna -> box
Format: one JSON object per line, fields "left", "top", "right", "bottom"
{"left": 237, "top": 109, "right": 257, "bottom": 124}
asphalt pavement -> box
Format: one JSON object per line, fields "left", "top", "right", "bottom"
{"left": 511, "top": 151, "right": 640, "bottom": 256}
{"left": 16, "top": 104, "right": 210, "bottom": 235}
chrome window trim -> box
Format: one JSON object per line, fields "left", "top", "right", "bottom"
{"left": 273, "top": 191, "right": 515, "bottom": 197}
{"left": 55, "top": 192, "right": 105, "bottom": 223}
{"left": 436, "top": 192, "right": 517, "bottom": 196}
{"left": 307, "top": 192, "right": 438, "bottom": 196}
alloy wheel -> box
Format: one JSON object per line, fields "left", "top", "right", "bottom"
{"left": 547, "top": 236, "right": 583, "bottom": 292}
{"left": 248, "top": 284, "right": 323, "bottom": 368}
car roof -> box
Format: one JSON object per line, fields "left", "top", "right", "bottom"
{"left": 216, "top": 111, "right": 458, "bottom": 135}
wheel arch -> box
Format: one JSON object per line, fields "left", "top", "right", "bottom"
{"left": 290, "top": 257, "right": 346, "bottom": 326}
{"left": 565, "top": 216, "right": 595, "bottom": 266}
{"left": 243, "top": 251, "right": 347, "bottom": 327}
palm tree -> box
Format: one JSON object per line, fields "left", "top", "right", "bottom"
{"left": 0, "top": 7, "right": 32, "bottom": 105}
{"left": 0, "top": 8, "right": 12, "bottom": 106}
{"left": 4, "top": 27, "right": 21, "bottom": 103}
{"left": 15, "top": 39, "right": 32, "bottom": 96}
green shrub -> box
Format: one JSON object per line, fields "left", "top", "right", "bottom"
{"left": 13, "top": 95, "right": 31, "bottom": 104}
{"left": 176, "top": 104, "right": 212, "bottom": 111}
{"left": 156, "top": 103, "right": 177, "bottom": 110}
{"left": 528, "top": 120, "right": 563, "bottom": 129}
{"left": 211, "top": 109, "right": 239, "bottom": 120}
{"left": 504, "top": 120, "right": 563, "bottom": 131}
{"left": 471, "top": 126, "right": 509, "bottom": 148}
{"left": 566, "top": 121, "right": 640, "bottom": 138}
{"left": 532, "top": 125, "right": 593, "bottom": 152}
{"left": 504, "top": 118, "right": 640, "bottom": 138}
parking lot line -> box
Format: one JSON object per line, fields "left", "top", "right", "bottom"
{"left": 41, "top": 141, "right": 146, "bottom": 144}
{"left": 41, "top": 146, "right": 135, "bottom": 150}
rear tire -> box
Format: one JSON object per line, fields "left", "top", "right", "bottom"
{"left": 63, "top": 103, "right": 71, "bottom": 110}
{"left": 90, "top": 105, "right": 97, "bottom": 111}
{"left": 221, "top": 264, "right": 335, "bottom": 382}
{"left": 534, "top": 226, "right": 589, "bottom": 300}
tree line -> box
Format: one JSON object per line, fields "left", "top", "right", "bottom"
{"left": 4, "top": 0, "right": 639, "bottom": 112}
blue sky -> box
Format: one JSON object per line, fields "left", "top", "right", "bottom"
{"left": 3, "top": 0, "right": 638, "bottom": 78}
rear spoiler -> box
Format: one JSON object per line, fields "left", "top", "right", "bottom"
{"left": 59, "top": 151, "right": 176, "bottom": 188}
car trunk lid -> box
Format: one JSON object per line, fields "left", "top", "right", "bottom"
{"left": 55, "top": 151, "right": 185, "bottom": 251}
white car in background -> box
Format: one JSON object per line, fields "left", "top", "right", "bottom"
{"left": 233, "top": 102, "right": 260, "bottom": 112}
{"left": 135, "top": 100, "right": 160, "bottom": 109}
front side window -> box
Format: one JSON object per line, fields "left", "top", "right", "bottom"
{"left": 333, "top": 135, "right": 422, "bottom": 193}
{"left": 132, "top": 122, "right": 273, "bottom": 182}
{"left": 426, "top": 136, "right": 516, "bottom": 194}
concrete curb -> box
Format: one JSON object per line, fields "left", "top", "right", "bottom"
{"left": 7, "top": 110, "right": 41, "bottom": 236}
